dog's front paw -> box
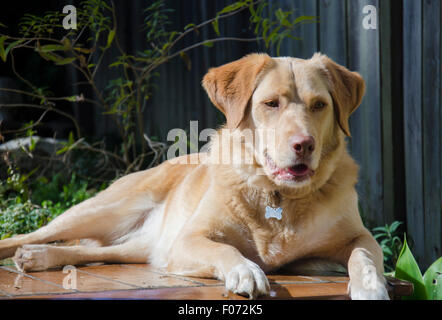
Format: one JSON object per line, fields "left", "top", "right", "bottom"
{"left": 349, "top": 269, "right": 389, "bottom": 300}
{"left": 13, "top": 245, "right": 51, "bottom": 272}
{"left": 225, "top": 260, "right": 270, "bottom": 299}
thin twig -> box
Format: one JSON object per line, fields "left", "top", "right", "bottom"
{"left": 166, "top": 0, "right": 264, "bottom": 56}
{"left": 1, "top": 109, "right": 50, "bottom": 134}
{"left": 0, "top": 103, "right": 81, "bottom": 138}
{"left": 142, "top": 36, "right": 263, "bottom": 80}
{"left": 168, "top": 37, "right": 263, "bottom": 62}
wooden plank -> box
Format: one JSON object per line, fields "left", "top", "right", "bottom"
{"left": 318, "top": 0, "right": 347, "bottom": 66}
{"left": 379, "top": 0, "right": 395, "bottom": 224}
{"left": 347, "top": 0, "right": 383, "bottom": 227}
{"left": 0, "top": 266, "right": 73, "bottom": 296}
{"left": 403, "top": 0, "right": 425, "bottom": 266}
{"left": 422, "top": 0, "right": 441, "bottom": 269}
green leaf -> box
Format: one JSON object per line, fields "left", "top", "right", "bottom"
{"left": 293, "top": 15, "right": 317, "bottom": 24}
{"left": 168, "top": 31, "right": 179, "bottom": 42}
{"left": 74, "top": 47, "right": 94, "bottom": 54}
{"left": 203, "top": 41, "right": 214, "bottom": 48}
{"left": 395, "top": 236, "right": 428, "bottom": 300}
{"left": 56, "top": 131, "right": 76, "bottom": 155}
{"left": 275, "top": 8, "right": 284, "bottom": 21}
{"left": 64, "top": 95, "right": 78, "bottom": 102}
{"left": 38, "top": 51, "right": 60, "bottom": 63}
{"left": 390, "top": 221, "right": 403, "bottom": 233}
{"left": 56, "top": 147, "right": 68, "bottom": 155}
{"left": 29, "top": 137, "right": 36, "bottom": 152}
{"left": 106, "top": 29, "right": 116, "bottom": 48}
{"left": 382, "top": 245, "right": 393, "bottom": 256}
{"left": 373, "top": 233, "right": 386, "bottom": 240}
{"left": 61, "top": 37, "right": 72, "bottom": 51}
{"left": 109, "top": 60, "right": 123, "bottom": 68}
{"left": 184, "top": 23, "right": 196, "bottom": 30}
{"left": 212, "top": 18, "right": 220, "bottom": 36}
{"left": 2, "top": 39, "right": 24, "bottom": 62}
{"left": 68, "top": 131, "right": 75, "bottom": 145}
{"left": 39, "top": 44, "right": 67, "bottom": 52}
{"left": 423, "top": 257, "right": 442, "bottom": 300}
{"left": 55, "top": 57, "right": 76, "bottom": 65}
{"left": 267, "top": 25, "right": 281, "bottom": 47}
{"left": 161, "top": 42, "right": 170, "bottom": 52}
{"left": 218, "top": 1, "right": 247, "bottom": 15}
{"left": 275, "top": 8, "right": 292, "bottom": 28}
{"left": 0, "top": 35, "right": 7, "bottom": 62}
{"left": 372, "top": 226, "right": 388, "bottom": 233}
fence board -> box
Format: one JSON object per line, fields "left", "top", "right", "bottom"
{"left": 291, "top": 0, "right": 319, "bottom": 59}
{"left": 379, "top": 0, "right": 395, "bottom": 224}
{"left": 318, "top": 0, "right": 347, "bottom": 66}
{"left": 422, "top": 0, "right": 441, "bottom": 268}
{"left": 347, "top": 0, "right": 383, "bottom": 227}
{"left": 403, "top": 0, "right": 425, "bottom": 266}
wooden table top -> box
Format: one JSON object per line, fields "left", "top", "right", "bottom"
{"left": 0, "top": 262, "right": 412, "bottom": 300}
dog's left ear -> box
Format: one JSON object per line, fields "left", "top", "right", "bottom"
{"left": 202, "top": 53, "right": 274, "bottom": 129}
{"left": 314, "top": 54, "right": 365, "bottom": 137}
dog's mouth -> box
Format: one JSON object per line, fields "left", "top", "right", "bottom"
{"left": 265, "top": 154, "right": 314, "bottom": 182}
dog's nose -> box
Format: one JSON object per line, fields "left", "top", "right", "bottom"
{"left": 292, "top": 135, "right": 315, "bottom": 157}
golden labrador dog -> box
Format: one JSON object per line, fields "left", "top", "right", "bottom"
{"left": 0, "top": 53, "right": 388, "bottom": 300}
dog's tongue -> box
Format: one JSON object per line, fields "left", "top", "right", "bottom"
{"left": 287, "top": 164, "right": 309, "bottom": 176}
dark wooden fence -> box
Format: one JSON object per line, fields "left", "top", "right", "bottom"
{"left": 80, "top": 0, "right": 441, "bottom": 269}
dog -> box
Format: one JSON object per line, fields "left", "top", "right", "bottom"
{"left": 0, "top": 53, "right": 389, "bottom": 300}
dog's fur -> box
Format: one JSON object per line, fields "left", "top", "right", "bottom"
{"left": 0, "top": 53, "right": 389, "bottom": 299}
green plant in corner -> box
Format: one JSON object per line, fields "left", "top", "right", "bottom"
{"left": 394, "top": 235, "right": 441, "bottom": 300}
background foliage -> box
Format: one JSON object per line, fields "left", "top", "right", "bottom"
{"left": 0, "top": 0, "right": 314, "bottom": 238}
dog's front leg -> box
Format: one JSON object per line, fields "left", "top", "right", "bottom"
{"left": 168, "top": 233, "right": 269, "bottom": 299}
{"left": 338, "top": 232, "right": 389, "bottom": 300}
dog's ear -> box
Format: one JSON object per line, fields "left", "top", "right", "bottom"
{"left": 314, "top": 54, "right": 365, "bottom": 137}
{"left": 202, "top": 53, "right": 274, "bottom": 129}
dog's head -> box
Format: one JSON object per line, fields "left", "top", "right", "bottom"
{"left": 203, "top": 53, "right": 364, "bottom": 191}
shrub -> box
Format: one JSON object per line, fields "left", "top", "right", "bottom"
{"left": 0, "top": 168, "right": 105, "bottom": 239}
{"left": 372, "top": 221, "right": 404, "bottom": 273}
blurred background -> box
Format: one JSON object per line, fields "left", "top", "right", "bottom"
{"left": 0, "top": 0, "right": 440, "bottom": 272}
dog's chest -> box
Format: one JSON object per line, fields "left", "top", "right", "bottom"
{"left": 246, "top": 201, "right": 332, "bottom": 269}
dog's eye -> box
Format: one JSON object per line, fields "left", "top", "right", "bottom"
{"left": 312, "top": 101, "right": 326, "bottom": 111}
{"left": 264, "top": 100, "right": 279, "bottom": 108}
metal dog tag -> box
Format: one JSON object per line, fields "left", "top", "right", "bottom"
{"left": 265, "top": 206, "right": 283, "bottom": 220}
